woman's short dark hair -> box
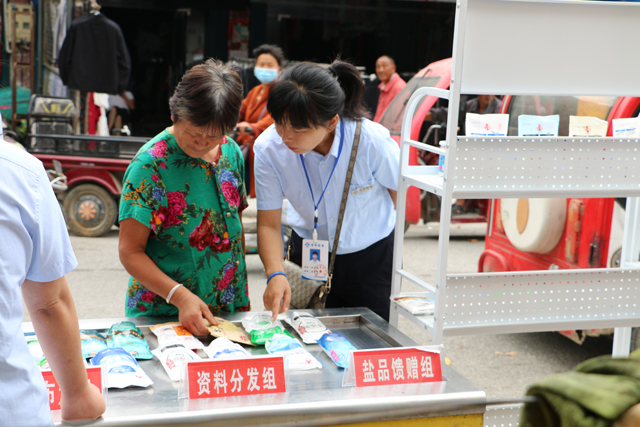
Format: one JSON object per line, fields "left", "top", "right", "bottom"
{"left": 267, "top": 59, "right": 370, "bottom": 129}
{"left": 169, "top": 59, "right": 243, "bottom": 134}
{"left": 253, "top": 44, "right": 285, "bottom": 66}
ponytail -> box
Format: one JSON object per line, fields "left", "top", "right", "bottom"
{"left": 268, "top": 59, "right": 370, "bottom": 129}
{"left": 328, "top": 60, "right": 370, "bottom": 120}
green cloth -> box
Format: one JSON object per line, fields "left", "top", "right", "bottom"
{"left": 520, "top": 349, "right": 640, "bottom": 427}
{"left": 0, "top": 86, "right": 30, "bottom": 119}
{"left": 119, "top": 129, "right": 250, "bottom": 317}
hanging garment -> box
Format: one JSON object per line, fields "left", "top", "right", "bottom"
{"left": 93, "top": 93, "right": 110, "bottom": 136}
{"left": 59, "top": 13, "right": 130, "bottom": 94}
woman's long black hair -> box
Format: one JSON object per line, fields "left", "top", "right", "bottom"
{"left": 267, "top": 59, "right": 370, "bottom": 129}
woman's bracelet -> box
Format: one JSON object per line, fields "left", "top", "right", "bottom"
{"left": 267, "top": 271, "right": 287, "bottom": 284}
{"left": 166, "top": 283, "right": 183, "bottom": 304}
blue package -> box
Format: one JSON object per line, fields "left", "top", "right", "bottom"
{"left": 265, "top": 334, "right": 303, "bottom": 353}
{"left": 91, "top": 348, "right": 153, "bottom": 388}
{"left": 80, "top": 329, "right": 108, "bottom": 359}
{"left": 106, "top": 321, "right": 153, "bottom": 360}
{"left": 317, "top": 332, "right": 357, "bottom": 369}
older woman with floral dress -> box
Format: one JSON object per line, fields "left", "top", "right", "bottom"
{"left": 118, "top": 59, "right": 249, "bottom": 335}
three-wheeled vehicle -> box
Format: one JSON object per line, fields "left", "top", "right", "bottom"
{"left": 26, "top": 95, "right": 149, "bottom": 237}
{"left": 480, "top": 94, "right": 639, "bottom": 347}
{"left": 378, "top": 58, "right": 488, "bottom": 227}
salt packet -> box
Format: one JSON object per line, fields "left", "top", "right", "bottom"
{"left": 91, "top": 347, "right": 153, "bottom": 388}
{"left": 266, "top": 334, "right": 322, "bottom": 371}
{"left": 284, "top": 311, "right": 328, "bottom": 344}
{"left": 317, "top": 332, "right": 357, "bottom": 369}
{"left": 203, "top": 337, "right": 251, "bottom": 360}
{"left": 80, "top": 330, "right": 108, "bottom": 359}
{"left": 241, "top": 312, "right": 284, "bottom": 333}
{"left": 106, "top": 321, "right": 153, "bottom": 360}
{"left": 151, "top": 343, "right": 201, "bottom": 382}
{"left": 149, "top": 322, "right": 204, "bottom": 350}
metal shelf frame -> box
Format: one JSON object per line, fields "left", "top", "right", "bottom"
{"left": 390, "top": 0, "right": 640, "bottom": 358}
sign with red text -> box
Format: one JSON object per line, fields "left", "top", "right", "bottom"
{"left": 42, "top": 366, "right": 104, "bottom": 410}
{"left": 352, "top": 348, "right": 442, "bottom": 388}
{"left": 186, "top": 356, "right": 286, "bottom": 399}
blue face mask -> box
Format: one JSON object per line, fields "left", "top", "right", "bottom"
{"left": 254, "top": 67, "right": 279, "bottom": 84}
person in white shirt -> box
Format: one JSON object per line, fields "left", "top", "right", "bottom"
{"left": 254, "top": 60, "right": 400, "bottom": 322}
{"left": 0, "top": 142, "right": 105, "bottom": 425}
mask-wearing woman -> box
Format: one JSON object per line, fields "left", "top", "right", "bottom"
{"left": 118, "top": 59, "right": 249, "bottom": 336}
{"left": 255, "top": 60, "right": 400, "bottom": 322}
{"left": 235, "top": 44, "right": 284, "bottom": 198}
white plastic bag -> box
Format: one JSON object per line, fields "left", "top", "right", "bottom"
{"left": 284, "top": 312, "right": 329, "bottom": 344}
{"left": 266, "top": 334, "right": 322, "bottom": 371}
{"left": 203, "top": 337, "right": 251, "bottom": 360}
{"left": 149, "top": 322, "right": 204, "bottom": 349}
{"left": 152, "top": 343, "right": 202, "bottom": 382}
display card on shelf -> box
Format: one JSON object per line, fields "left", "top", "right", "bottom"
{"left": 42, "top": 366, "right": 105, "bottom": 411}
{"left": 517, "top": 114, "right": 560, "bottom": 137}
{"left": 179, "top": 355, "right": 286, "bottom": 400}
{"left": 465, "top": 113, "right": 509, "bottom": 137}
{"left": 342, "top": 346, "right": 444, "bottom": 388}
{"left": 612, "top": 117, "right": 640, "bottom": 138}
{"left": 568, "top": 116, "right": 608, "bottom": 137}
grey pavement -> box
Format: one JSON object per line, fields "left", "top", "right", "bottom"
{"left": 23, "top": 202, "right": 613, "bottom": 399}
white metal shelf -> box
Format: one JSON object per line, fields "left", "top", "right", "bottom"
{"left": 390, "top": 0, "right": 640, "bottom": 358}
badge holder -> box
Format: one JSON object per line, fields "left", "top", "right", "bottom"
{"left": 301, "top": 211, "right": 330, "bottom": 282}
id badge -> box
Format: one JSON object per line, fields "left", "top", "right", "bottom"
{"left": 302, "top": 239, "right": 329, "bottom": 281}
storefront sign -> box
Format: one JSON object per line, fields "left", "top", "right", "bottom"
{"left": 352, "top": 348, "right": 442, "bottom": 387}
{"left": 42, "top": 366, "right": 103, "bottom": 411}
{"left": 186, "top": 356, "right": 285, "bottom": 399}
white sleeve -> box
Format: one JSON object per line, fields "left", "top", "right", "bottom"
{"left": 253, "top": 149, "right": 285, "bottom": 211}
{"left": 26, "top": 165, "right": 78, "bottom": 282}
{"left": 369, "top": 130, "right": 401, "bottom": 191}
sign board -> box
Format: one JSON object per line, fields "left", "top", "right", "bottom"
{"left": 344, "top": 347, "right": 443, "bottom": 388}
{"left": 185, "top": 356, "right": 286, "bottom": 399}
{"left": 42, "top": 366, "right": 104, "bottom": 411}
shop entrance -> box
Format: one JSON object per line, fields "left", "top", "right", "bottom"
{"left": 100, "top": 6, "right": 189, "bottom": 137}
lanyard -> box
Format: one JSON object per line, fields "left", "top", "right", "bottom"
{"left": 299, "top": 119, "right": 345, "bottom": 241}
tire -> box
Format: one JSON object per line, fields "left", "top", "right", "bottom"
{"left": 63, "top": 184, "right": 117, "bottom": 237}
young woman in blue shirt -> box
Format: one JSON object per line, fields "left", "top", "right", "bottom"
{"left": 254, "top": 60, "right": 400, "bottom": 321}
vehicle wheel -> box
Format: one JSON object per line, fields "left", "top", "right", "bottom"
{"left": 632, "top": 327, "right": 640, "bottom": 352}
{"left": 63, "top": 184, "right": 116, "bottom": 237}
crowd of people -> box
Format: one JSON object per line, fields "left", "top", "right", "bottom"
{"left": 1, "top": 44, "right": 497, "bottom": 424}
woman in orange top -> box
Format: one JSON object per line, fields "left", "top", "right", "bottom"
{"left": 236, "top": 44, "right": 284, "bottom": 197}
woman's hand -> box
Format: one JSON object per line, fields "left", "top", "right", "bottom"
{"left": 263, "top": 274, "right": 291, "bottom": 321}
{"left": 61, "top": 382, "right": 106, "bottom": 422}
{"left": 236, "top": 121, "right": 252, "bottom": 134}
{"left": 171, "top": 286, "right": 218, "bottom": 336}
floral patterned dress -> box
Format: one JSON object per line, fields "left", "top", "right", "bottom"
{"left": 119, "top": 128, "right": 250, "bottom": 317}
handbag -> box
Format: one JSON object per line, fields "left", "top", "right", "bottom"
{"left": 285, "top": 119, "right": 363, "bottom": 309}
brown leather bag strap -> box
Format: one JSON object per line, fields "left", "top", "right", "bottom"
{"left": 328, "top": 118, "right": 362, "bottom": 276}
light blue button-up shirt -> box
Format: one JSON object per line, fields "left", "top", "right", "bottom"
{"left": 0, "top": 142, "right": 77, "bottom": 426}
{"left": 254, "top": 117, "right": 400, "bottom": 255}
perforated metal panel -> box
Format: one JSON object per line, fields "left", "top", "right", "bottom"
{"left": 451, "top": 137, "right": 640, "bottom": 199}
{"left": 444, "top": 268, "right": 640, "bottom": 335}
{"left": 484, "top": 404, "right": 522, "bottom": 427}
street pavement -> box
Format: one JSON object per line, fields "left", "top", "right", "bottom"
{"left": 23, "top": 200, "right": 613, "bottom": 400}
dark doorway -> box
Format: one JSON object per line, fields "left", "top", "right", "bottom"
{"left": 100, "top": 7, "right": 188, "bottom": 137}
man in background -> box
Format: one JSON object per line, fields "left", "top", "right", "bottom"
{"left": 0, "top": 141, "right": 105, "bottom": 425}
{"left": 373, "top": 55, "right": 406, "bottom": 123}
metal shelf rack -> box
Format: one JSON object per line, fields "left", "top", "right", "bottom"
{"left": 390, "top": 0, "right": 640, "bottom": 358}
